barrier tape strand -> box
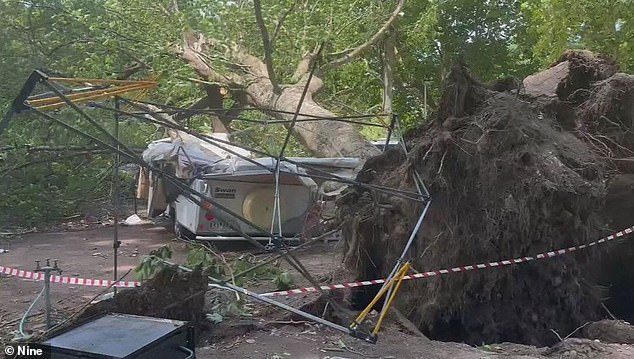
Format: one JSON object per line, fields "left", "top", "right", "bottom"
{"left": 1, "top": 226, "right": 632, "bottom": 296}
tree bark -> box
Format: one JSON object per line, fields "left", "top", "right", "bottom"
{"left": 382, "top": 35, "right": 396, "bottom": 114}
{"left": 255, "top": 82, "right": 381, "bottom": 159}
{"left": 181, "top": 34, "right": 380, "bottom": 160}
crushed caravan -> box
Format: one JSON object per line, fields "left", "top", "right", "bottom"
{"left": 137, "top": 132, "right": 360, "bottom": 242}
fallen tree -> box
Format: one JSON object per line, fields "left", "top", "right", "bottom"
{"left": 338, "top": 50, "right": 634, "bottom": 346}
{"left": 178, "top": 0, "right": 407, "bottom": 160}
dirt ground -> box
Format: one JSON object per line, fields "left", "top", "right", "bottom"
{"left": 1, "top": 224, "right": 634, "bottom": 358}
{"left": 199, "top": 324, "right": 634, "bottom": 359}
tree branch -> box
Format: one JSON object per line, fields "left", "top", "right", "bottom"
{"left": 253, "top": 0, "right": 281, "bottom": 93}
{"left": 321, "top": 0, "right": 405, "bottom": 72}
{"left": 382, "top": 34, "right": 396, "bottom": 114}
{"left": 292, "top": 52, "right": 317, "bottom": 83}
{"left": 180, "top": 32, "right": 244, "bottom": 86}
{"left": 271, "top": 0, "right": 298, "bottom": 46}
{"left": 203, "top": 84, "right": 236, "bottom": 133}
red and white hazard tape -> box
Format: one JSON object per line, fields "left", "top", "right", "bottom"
{"left": 1, "top": 226, "right": 633, "bottom": 295}
{"left": 0, "top": 266, "right": 140, "bottom": 288}
{"left": 260, "top": 225, "right": 634, "bottom": 297}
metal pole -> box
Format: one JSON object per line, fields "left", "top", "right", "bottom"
{"left": 44, "top": 269, "right": 52, "bottom": 328}
{"left": 35, "top": 258, "right": 61, "bottom": 329}
{"left": 113, "top": 98, "right": 121, "bottom": 295}
{"left": 271, "top": 43, "right": 323, "bottom": 248}
{"left": 133, "top": 98, "right": 389, "bottom": 121}
{"left": 211, "top": 278, "right": 350, "bottom": 333}
{"left": 395, "top": 117, "right": 429, "bottom": 197}
{"left": 269, "top": 164, "right": 283, "bottom": 247}
{"left": 377, "top": 115, "right": 432, "bottom": 315}
{"left": 0, "top": 70, "right": 43, "bottom": 136}
{"left": 378, "top": 200, "right": 431, "bottom": 314}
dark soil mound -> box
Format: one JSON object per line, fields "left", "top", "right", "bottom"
{"left": 338, "top": 51, "right": 634, "bottom": 346}
{"left": 80, "top": 266, "right": 208, "bottom": 324}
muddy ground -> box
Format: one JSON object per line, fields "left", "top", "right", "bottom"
{"left": 1, "top": 224, "right": 634, "bottom": 358}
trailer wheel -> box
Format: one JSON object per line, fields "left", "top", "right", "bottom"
{"left": 168, "top": 205, "right": 196, "bottom": 241}
{"left": 174, "top": 221, "right": 195, "bottom": 240}
{"left": 167, "top": 206, "right": 176, "bottom": 233}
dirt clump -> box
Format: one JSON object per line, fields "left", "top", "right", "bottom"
{"left": 579, "top": 320, "right": 634, "bottom": 344}
{"left": 80, "top": 266, "right": 208, "bottom": 324}
{"left": 338, "top": 51, "right": 634, "bottom": 346}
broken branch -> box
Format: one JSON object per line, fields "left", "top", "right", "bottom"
{"left": 321, "top": 0, "right": 405, "bottom": 72}
{"left": 180, "top": 32, "right": 243, "bottom": 87}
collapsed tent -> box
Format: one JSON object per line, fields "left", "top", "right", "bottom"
{"left": 338, "top": 51, "right": 634, "bottom": 346}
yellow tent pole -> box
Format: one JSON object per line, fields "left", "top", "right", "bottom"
{"left": 30, "top": 84, "right": 157, "bottom": 111}
{"left": 372, "top": 262, "right": 410, "bottom": 335}
{"left": 28, "top": 83, "right": 156, "bottom": 107}
{"left": 48, "top": 77, "right": 157, "bottom": 85}
{"left": 350, "top": 263, "right": 410, "bottom": 330}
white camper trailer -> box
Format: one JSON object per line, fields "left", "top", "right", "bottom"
{"left": 170, "top": 157, "right": 318, "bottom": 241}
{"left": 139, "top": 132, "right": 360, "bottom": 242}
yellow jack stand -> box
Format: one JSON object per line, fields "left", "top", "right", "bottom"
{"left": 349, "top": 262, "right": 411, "bottom": 343}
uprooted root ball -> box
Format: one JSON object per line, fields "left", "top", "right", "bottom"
{"left": 338, "top": 51, "right": 634, "bottom": 346}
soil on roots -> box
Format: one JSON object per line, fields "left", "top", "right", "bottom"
{"left": 338, "top": 51, "right": 634, "bottom": 346}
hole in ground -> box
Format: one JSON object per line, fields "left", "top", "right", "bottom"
{"left": 600, "top": 243, "right": 634, "bottom": 324}
{"left": 350, "top": 264, "right": 634, "bottom": 346}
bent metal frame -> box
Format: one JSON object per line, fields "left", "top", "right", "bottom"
{"left": 0, "top": 70, "right": 431, "bottom": 343}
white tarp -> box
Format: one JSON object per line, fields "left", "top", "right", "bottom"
{"left": 142, "top": 130, "right": 362, "bottom": 182}
{"left": 142, "top": 132, "right": 254, "bottom": 178}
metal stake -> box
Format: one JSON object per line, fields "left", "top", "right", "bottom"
{"left": 113, "top": 97, "right": 121, "bottom": 295}
{"left": 384, "top": 114, "right": 397, "bottom": 152}
{"left": 35, "top": 259, "right": 62, "bottom": 329}
{"left": 423, "top": 82, "right": 428, "bottom": 120}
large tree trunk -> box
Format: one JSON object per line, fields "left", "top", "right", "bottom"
{"left": 249, "top": 77, "right": 381, "bottom": 159}
{"left": 181, "top": 34, "right": 380, "bottom": 159}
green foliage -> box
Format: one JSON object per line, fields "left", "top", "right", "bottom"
{"left": 232, "top": 255, "right": 283, "bottom": 287}
{"left": 135, "top": 245, "right": 172, "bottom": 280}
{"left": 231, "top": 254, "right": 294, "bottom": 291}
{"left": 523, "top": 0, "right": 634, "bottom": 71}
{"left": 272, "top": 271, "right": 294, "bottom": 291}
{"left": 184, "top": 245, "right": 226, "bottom": 278}
{"left": 208, "top": 296, "right": 254, "bottom": 322}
